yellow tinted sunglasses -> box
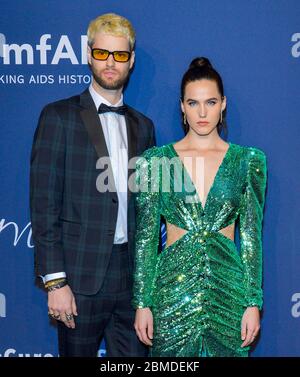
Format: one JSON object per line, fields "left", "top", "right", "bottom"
{"left": 91, "top": 48, "right": 131, "bottom": 63}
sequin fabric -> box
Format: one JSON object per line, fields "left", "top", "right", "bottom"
{"left": 132, "top": 142, "right": 267, "bottom": 357}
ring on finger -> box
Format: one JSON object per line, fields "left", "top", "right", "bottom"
{"left": 65, "top": 313, "right": 73, "bottom": 321}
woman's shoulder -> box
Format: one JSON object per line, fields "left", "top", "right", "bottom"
{"left": 231, "top": 143, "right": 267, "bottom": 178}
{"left": 139, "top": 143, "right": 174, "bottom": 160}
{"left": 231, "top": 142, "right": 266, "bottom": 161}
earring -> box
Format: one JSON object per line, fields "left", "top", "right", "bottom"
{"left": 220, "top": 111, "right": 223, "bottom": 125}
{"left": 183, "top": 113, "right": 187, "bottom": 125}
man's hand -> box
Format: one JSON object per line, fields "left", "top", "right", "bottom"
{"left": 48, "top": 285, "right": 78, "bottom": 329}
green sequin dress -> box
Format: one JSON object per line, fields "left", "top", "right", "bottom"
{"left": 132, "top": 142, "right": 267, "bottom": 357}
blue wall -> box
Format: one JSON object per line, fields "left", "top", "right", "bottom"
{"left": 0, "top": 0, "right": 300, "bottom": 357}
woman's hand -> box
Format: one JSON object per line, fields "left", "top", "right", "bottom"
{"left": 134, "top": 308, "right": 153, "bottom": 346}
{"left": 241, "top": 306, "right": 260, "bottom": 347}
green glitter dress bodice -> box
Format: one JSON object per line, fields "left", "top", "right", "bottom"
{"left": 132, "top": 142, "right": 267, "bottom": 357}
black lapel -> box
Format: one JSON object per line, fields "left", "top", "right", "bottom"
{"left": 79, "top": 89, "right": 117, "bottom": 196}
{"left": 125, "top": 107, "right": 138, "bottom": 202}
{"left": 79, "top": 89, "right": 108, "bottom": 158}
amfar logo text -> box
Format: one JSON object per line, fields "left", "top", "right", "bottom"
{"left": 0, "top": 33, "right": 88, "bottom": 65}
{"left": 0, "top": 293, "right": 6, "bottom": 318}
{"left": 291, "top": 33, "right": 300, "bottom": 57}
{"left": 0, "top": 218, "right": 33, "bottom": 248}
{"left": 291, "top": 293, "right": 300, "bottom": 318}
{"left": 0, "top": 349, "right": 54, "bottom": 357}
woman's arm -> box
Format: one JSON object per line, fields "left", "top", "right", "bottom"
{"left": 239, "top": 148, "right": 267, "bottom": 346}
{"left": 239, "top": 148, "right": 267, "bottom": 309}
{"left": 132, "top": 149, "right": 161, "bottom": 345}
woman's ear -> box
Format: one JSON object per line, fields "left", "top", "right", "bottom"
{"left": 180, "top": 100, "right": 185, "bottom": 114}
{"left": 221, "top": 96, "right": 227, "bottom": 112}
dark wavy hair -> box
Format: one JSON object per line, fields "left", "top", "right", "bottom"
{"left": 180, "top": 57, "right": 227, "bottom": 137}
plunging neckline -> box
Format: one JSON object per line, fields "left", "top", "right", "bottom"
{"left": 169, "top": 142, "right": 232, "bottom": 213}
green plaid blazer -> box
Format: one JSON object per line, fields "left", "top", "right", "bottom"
{"left": 30, "top": 89, "right": 156, "bottom": 294}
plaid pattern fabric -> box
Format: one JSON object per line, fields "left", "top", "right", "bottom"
{"left": 30, "top": 89, "right": 156, "bottom": 294}
{"left": 57, "top": 243, "right": 148, "bottom": 357}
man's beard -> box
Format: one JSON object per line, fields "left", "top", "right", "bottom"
{"left": 92, "top": 70, "right": 129, "bottom": 90}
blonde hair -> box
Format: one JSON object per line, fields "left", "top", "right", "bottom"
{"left": 87, "top": 13, "right": 135, "bottom": 50}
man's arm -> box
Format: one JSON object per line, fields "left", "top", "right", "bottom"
{"left": 30, "top": 104, "right": 66, "bottom": 276}
{"left": 30, "top": 104, "right": 78, "bottom": 328}
{"left": 147, "top": 120, "right": 156, "bottom": 149}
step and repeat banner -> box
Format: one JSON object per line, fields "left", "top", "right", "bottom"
{"left": 0, "top": 0, "right": 300, "bottom": 357}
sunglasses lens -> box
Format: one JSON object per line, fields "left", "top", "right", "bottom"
{"left": 92, "top": 49, "right": 109, "bottom": 60}
{"left": 113, "top": 51, "right": 130, "bottom": 62}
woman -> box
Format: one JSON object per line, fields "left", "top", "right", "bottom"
{"left": 132, "top": 57, "right": 267, "bottom": 357}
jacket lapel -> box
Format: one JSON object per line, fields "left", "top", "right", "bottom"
{"left": 79, "top": 89, "right": 117, "bottom": 196}
{"left": 125, "top": 107, "right": 138, "bottom": 202}
{"left": 79, "top": 89, "right": 108, "bottom": 157}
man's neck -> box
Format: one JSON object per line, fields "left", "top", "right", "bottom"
{"left": 92, "top": 80, "right": 123, "bottom": 105}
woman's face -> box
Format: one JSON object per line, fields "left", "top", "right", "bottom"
{"left": 181, "top": 79, "right": 226, "bottom": 137}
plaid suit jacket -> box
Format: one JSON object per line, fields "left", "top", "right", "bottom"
{"left": 30, "top": 89, "right": 156, "bottom": 295}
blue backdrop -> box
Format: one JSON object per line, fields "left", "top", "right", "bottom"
{"left": 0, "top": 0, "right": 300, "bottom": 357}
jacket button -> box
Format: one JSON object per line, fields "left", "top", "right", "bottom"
{"left": 112, "top": 198, "right": 117, "bottom": 204}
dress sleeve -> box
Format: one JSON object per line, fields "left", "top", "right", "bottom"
{"left": 132, "top": 149, "right": 161, "bottom": 309}
{"left": 239, "top": 148, "right": 267, "bottom": 310}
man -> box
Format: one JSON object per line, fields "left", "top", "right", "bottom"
{"left": 30, "top": 13, "right": 155, "bottom": 357}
